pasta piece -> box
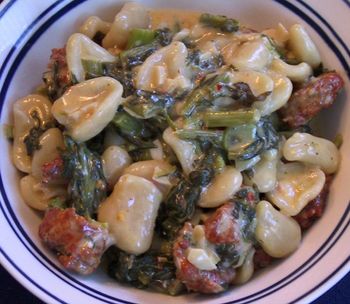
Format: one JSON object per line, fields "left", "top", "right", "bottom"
{"left": 102, "top": 2, "right": 150, "bottom": 49}
{"left": 186, "top": 248, "right": 218, "bottom": 271}
{"left": 229, "top": 70, "right": 274, "bottom": 97}
{"left": 79, "top": 16, "right": 111, "bottom": 39}
{"left": 98, "top": 174, "right": 163, "bottom": 255}
{"left": 13, "top": 94, "right": 53, "bottom": 173}
{"left": 103, "top": 126, "right": 125, "bottom": 149}
{"left": 66, "top": 33, "right": 115, "bottom": 82}
{"left": 270, "top": 58, "right": 312, "bottom": 82}
{"left": 253, "top": 71, "right": 292, "bottom": 116}
{"left": 136, "top": 41, "right": 192, "bottom": 93}
{"left": 198, "top": 166, "right": 243, "bottom": 208}
{"left": 255, "top": 200, "right": 301, "bottom": 258}
{"left": 150, "top": 139, "right": 164, "bottom": 160}
{"left": 52, "top": 77, "right": 123, "bottom": 142}
{"left": 266, "top": 162, "right": 326, "bottom": 216}
{"left": 262, "top": 23, "right": 289, "bottom": 47}
{"left": 122, "top": 159, "right": 174, "bottom": 195}
{"left": 163, "top": 127, "right": 196, "bottom": 175}
{"left": 32, "top": 128, "right": 65, "bottom": 183}
{"left": 233, "top": 249, "right": 255, "bottom": 285}
{"left": 288, "top": 24, "right": 321, "bottom": 68}
{"left": 244, "top": 149, "right": 278, "bottom": 193}
{"left": 283, "top": 132, "right": 340, "bottom": 174}
{"left": 228, "top": 38, "right": 273, "bottom": 71}
{"left": 20, "top": 175, "right": 67, "bottom": 211}
{"left": 102, "top": 146, "right": 131, "bottom": 187}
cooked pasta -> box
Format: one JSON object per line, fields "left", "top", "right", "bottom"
{"left": 9, "top": 2, "right": 344, "bottom": 296}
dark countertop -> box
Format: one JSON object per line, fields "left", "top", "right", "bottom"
{"left": 0, "top": 264, "right": 349, "bottom": 304}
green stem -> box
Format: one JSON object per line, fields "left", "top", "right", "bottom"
{"left": 203, "top": 109, "right": 260, "bottom": 128}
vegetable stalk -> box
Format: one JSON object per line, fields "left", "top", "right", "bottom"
{"left": 203, "top": 109, "right": 261, "bottom": 128}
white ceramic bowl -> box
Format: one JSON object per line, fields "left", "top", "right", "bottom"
{"left": 0, "top": 1, "right": 349, "bottom": 303}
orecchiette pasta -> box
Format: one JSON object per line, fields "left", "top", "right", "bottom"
{"left": 233, "top": 248, "right": 255, "bottom": 285}
{"left": 266, "top": 162, "right": 326, "bottom": 216}
{"left": 103, "top": 126, "right": 125, "bottom": 149}
{"left": 228, "top": 38, "right": 273, "bottom": 71}
{"left": 102, "top": 145, "right": 131, "bottom": 187}
{"left": 20, "top": 175, "right": 67, "bottom": 211}
{"left": 253, "top": 71, "right": 293, "bottom": 116}
{"left": 283, "top": 132, "right": 340, "bottom": 174}
{"left": 136, "top": 41, "right": 192, "bottom": 93}
{"left": 150, "top": 139, "right": 164, "bottom": 160}
{"left": 98, "top": 174, "right": 163, "bottom": 255}
{"left": 262, "top": 23, "right": 289, "bottom": 47}
{"left": 186, "top": 225, "right": 220, "bottom": 271}
{"left": 270, "top": 58, "right": 312, "bottom": 82}
{"left": 255, "top": 200, "right": 301, "bottom": 258}
{"left": 66, "top": 33, "right": 115, "bottom": 82}
{"left": 122, "top": 159, "right": 174, "bottom": 195}
{"left": 244, "top": 149, "right": 278, "bottom": 193}
{"left": 31, "top": 128, "right": 65, "bottom": 183}
{"left": 52, "top": 77, "right": 123, "bottom": 142}
{"left": 163, "top": 127, "right": 196, "bottom": 175}
{"left": 288, "top": 24, "right": 321, "bottom": 68}
{"left": 79, "top": 16, "right": 111, "bottom": 39}
{"left": 229, "top": 70, "right": 274, "bottom": 97}
{"left": 13, "top": 94, "right": 53, "bottom": 173}
{"left": 102, "top": 2, "right": 150, "bottom": 49}
{"left": 198, "top": 166, "right": 243, "bottom": 208}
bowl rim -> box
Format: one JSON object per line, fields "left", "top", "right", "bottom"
{"left": 0, "top": 0, "right": 349, "bottom": 303}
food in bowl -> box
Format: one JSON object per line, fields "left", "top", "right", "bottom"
{"left": 8, "top": 2, "right": 344, "bottom": 295}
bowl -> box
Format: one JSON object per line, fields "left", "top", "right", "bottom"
{"left": 0, "top": 0, "right": 349, "bottom": 303}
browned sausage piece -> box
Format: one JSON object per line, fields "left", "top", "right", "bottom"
{"left": 39, "top": 208, "right": 109, "bottom": 275}
{"left": 173, "top": 223, "right": 236, "bottom": 293}
{"left": 279, "top": 72, "right": 344, "bottom": 128}
{"left": 293, "top": 175, "right": 333, "bottom": 230}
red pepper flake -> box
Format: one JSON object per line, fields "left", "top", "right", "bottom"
{"left": 216, "top": 83, "right": 222, "bottom": 91}
{"left": 247, "top": 191, "right": 255, "bottom": 202}
{"left": 42, "top": 157, "right": 64, "bottom": 183}
{"left": 179, "top": 239, "right": 190, "bottom": 249}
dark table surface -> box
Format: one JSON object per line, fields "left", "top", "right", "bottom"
{"left": 0, "top": 264, "right": 349, "bottom": 304}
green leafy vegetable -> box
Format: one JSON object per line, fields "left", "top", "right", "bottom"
{"left": 224, "top": 118, "right": 279, "bottom": 161}
{"left": 126, "top": 28, "right": 157, "bottom": 49}
{"left": 157, "top": 179, "right": 200, "bottom": 240}
{"left": 120, "top": 42, "right": 158, "bottom": 68}
{"left": 123, "top": 89, "right": 175, "bottom": 119}
{"left": 187, "top": 49, "right": 223, "bottom": 74}
{"left": 111, "top": 110, "right": 157, "bottom": 148}
{"left": 61, "top": 136, "right": 107, "bottom": 218}
{"left": 23, "top": 111, "right": 53, "bottom": 156}
{"left": 82, "top": 59, "right": 135, "bottom": 96}
{"left": 107, "top": 247, "right": 182, "bottom": 295}
{"left": 48, "top": 197, "right": 67, "bottom": 209}
{"left": 175, "top": 129, "right": 224, "bottom": 147}
{"left": 203, "top": 109, "right": 261, "bottom": 128}
{"left": 181, "top": 73, "right": 231, "bottom": 116}
{"left": 199, "top": 13, "right": 239, "bottom": 32}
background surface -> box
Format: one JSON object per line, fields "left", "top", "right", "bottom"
{"left": 0, "top": 264, "right": 349, "bottom": 303}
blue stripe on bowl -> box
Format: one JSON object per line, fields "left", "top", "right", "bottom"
{"left": 0, "top": 248, "right": 68, "bottom": 304}
{"left": 297, "top": 0, "right": 350, "bottom": 64}
{"left": 290, "top": 256, "right": 350, "bottom": 304}
{"left": 0, "top": 0, "right": 349, "bottom": 303}
{"left": 0, "top": 0, "right": 16, "bottom": 19}
{"left": 342, "top": 0, "right": 350, "bottom": 8}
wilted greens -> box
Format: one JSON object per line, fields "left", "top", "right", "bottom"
{"left": 61, "top": 136, "right": 107, "bottom": 218}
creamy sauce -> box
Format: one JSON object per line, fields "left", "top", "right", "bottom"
{"left": 150, "top": 8, "right": 201, "bottom": 29}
